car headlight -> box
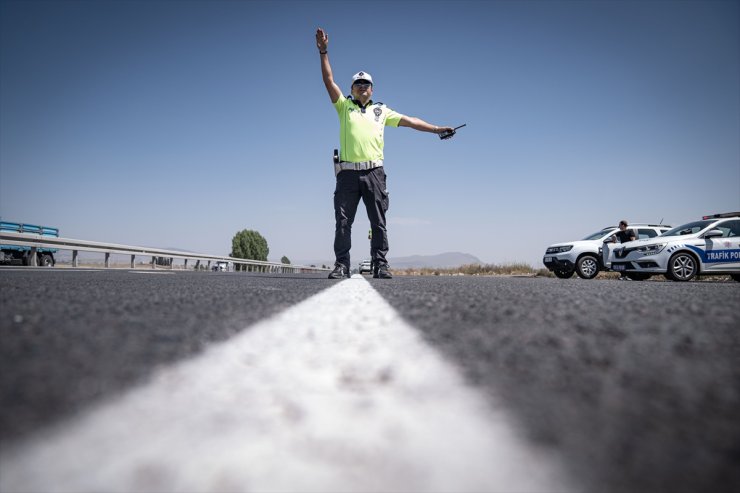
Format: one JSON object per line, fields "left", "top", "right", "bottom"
{"left": 636, "top": 243, "right": 666, "bottom": 256}
{"left": 546, "top": 245, "right": 573, "bottom": 254}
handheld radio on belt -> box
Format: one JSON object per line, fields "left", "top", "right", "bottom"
{"left": 439, "top": 124, "right": 467, "bottom": 140}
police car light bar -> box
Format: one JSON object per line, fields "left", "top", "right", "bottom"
{"left": 702, "top": 212, "right": 740, "bottom": 219}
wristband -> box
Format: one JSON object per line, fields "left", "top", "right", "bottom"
{"left": 319, "top": 50, "right": 327, "bottom": 54}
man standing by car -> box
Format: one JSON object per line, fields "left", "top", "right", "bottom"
{"left": 612, "top": 220, "right": 636, "bottom": 280}
{"left": 316, "top": 27, "right": 454, "bottom": 280}
{"left": 612, "top": 220, "right": 636, "bottom": 244}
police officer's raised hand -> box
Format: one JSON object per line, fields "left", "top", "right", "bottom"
{"left": 316, "top": 28, "right": 328, "bottom": 53}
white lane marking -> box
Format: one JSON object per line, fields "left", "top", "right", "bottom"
{"left": 128, "top": 271, "right": 175, "bottom": 275}
{"left": 0, "top": 276, "right": 574, "bottom": 493}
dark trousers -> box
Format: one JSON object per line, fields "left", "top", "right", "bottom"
{"left": 333, "top": 167, "right": 389, "bottom": 270}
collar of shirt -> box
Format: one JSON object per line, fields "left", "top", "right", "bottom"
{"left": 349, "top": 96, "right": 373, "bottom": 112}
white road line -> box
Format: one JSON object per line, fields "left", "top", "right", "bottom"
{"left": 0, "top": 275, "right": 574, "bottom": 493}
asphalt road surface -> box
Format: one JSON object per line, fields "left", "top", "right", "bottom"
{"left": 1, "top": 268, "right": 738, "bottom": 492}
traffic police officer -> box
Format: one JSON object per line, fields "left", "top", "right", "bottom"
{"left": 316, "top": 28, "right": 454, "bottom": 279}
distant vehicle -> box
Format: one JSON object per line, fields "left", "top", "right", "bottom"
{"left": 0, "top": 221, "right": 59, "bottom": 267}
{"left": 543, "top": 223, "right": 672, "bottom": 279}
{"left": 212, "top": 261, "right": 229, "bottom": 272}
{"left": 603, "top": 212, "right": 740, "bottom": 282}
{"left": 358, "top": 260, "right": 372, "bottom": 274}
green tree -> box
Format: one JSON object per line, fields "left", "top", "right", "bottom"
{"left": 281, "top": 256, "right": 291, "bottom": 264}
{"left": 231, "top": 230, "right": 269, "bottom": 270}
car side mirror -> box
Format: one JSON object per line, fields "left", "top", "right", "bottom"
{"left": 703, "top": 229, "right": 724, "bottom": 239}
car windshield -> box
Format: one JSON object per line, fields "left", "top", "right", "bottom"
{"left": 582, "top": 229, "right": 614, "bottom": 241}
{"left": 662, "top": 220, "right": 713, "bottom": 237}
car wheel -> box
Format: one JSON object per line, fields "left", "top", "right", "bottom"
{"left": 39, "top": 254, "right": 54, "bottom": 267}
{"left": 553, "top": 269, "right": 574, "bottom": 279}
{"left": 626, "top": 272, "right": 651, "bottom": 281}
{"left": 575, "top": 255, "right": 599, "bottom": 279}
{"left": 667, "top": 252, "right": 698, "bottom": 282}
{"left": 731, "top": 274, "right": 740, "bottom": 282}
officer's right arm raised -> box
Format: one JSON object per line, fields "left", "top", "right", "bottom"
{"left": 316, "top": 28, "right": 342, "bottom": 104}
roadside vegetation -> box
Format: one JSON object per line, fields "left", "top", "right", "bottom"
{"left": 392, "top": 263, "right": 732, "bottom": 281}
{"left": 231, "top": 229, "right": 269, "bottom": 271}
{"left": 393, "top": 262, "right": 554, "bottom": 277}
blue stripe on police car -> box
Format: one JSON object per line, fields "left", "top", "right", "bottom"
{"left": 686, "top": 245, "right": 740, "bottom": 263}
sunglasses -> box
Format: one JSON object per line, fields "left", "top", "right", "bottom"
{"left": 353, "top": 81, "right": 372, "bottom": 88}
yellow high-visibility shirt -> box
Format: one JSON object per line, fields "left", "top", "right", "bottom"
{"left": 333, "top": 95, "right": 404, "bottom": 163}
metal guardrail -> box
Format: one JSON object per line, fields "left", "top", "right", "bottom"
{"left": 0, "top": 232, "right": 330, "bottom": 273}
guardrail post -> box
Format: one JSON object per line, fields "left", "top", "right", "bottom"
{"left": 184, "top": 259, "right": 188, "bottom": 270}
{"left": 73, "top": 250, "right": 78, "bottom": 268}
{"left": 105, "top": 253, "right": 110, "bottom": 268}
{"left": 29, "top": 247, "right": 38, "bottom": 267}
{"left": 130, "top": 255, "right": 135, "bottom": 269}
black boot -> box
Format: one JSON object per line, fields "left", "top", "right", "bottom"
{"left": 328, "top": 263, "right": 349, "bottom": 279}
{"left": 374, "top": 263, "right": 392, "bottom": 279}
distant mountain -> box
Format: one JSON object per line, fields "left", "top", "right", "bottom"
{"left": 388, "top": 252, "right": 481, "bottom": 269}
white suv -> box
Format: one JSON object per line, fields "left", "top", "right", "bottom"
{"left": 358, "top": 260, "right": 373, "bottom": 274}
{"left": 543, "top": 223, "right": 672, "bottom": 279}
{"left": 603, "top": 213, "right": 740, "bottom": 282}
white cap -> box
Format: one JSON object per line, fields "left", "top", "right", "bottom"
{"left": 351, "top": 71, "right": 373, "bottom": 85}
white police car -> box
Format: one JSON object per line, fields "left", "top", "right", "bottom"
{"left": 358, "top": 260, "right": 372, "bottom": 274}
{"left": 543, "top": 223, "right": 671, "bottom": 279}
{"left": 603, "top": 213, "right": 740, "bottom": 282}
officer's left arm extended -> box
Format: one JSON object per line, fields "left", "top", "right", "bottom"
{"left": 398, "top": 116, "right": 454, "bottom": 136}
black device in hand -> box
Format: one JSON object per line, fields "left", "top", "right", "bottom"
{"left": 439, "top": 124, "right": 467, "bottom": 140}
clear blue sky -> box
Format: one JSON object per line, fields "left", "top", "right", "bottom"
{"left": 1, "top": 0, "right": 738, "bottom": 266}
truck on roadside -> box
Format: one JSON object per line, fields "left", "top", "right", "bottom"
{"left": 0, "top": 221, "right": 59, "bottom": 266}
